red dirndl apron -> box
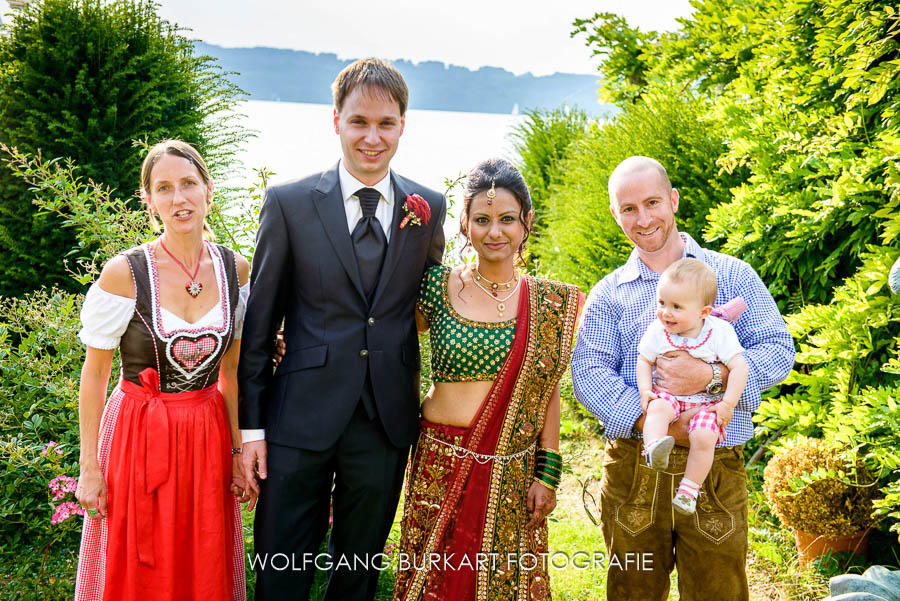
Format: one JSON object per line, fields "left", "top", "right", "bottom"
{"left": 75, "top": 368, "right": 245, "bottom": 601}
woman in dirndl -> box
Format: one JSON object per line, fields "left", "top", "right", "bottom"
{"left": 74, "top": 139, "right": 250, "bottom": 600}
{"left": 392, "top": 158, "right": 582, "bottom": 601}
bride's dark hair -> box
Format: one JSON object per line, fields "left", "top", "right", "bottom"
{"left": 459, "top": 158, "right": 533, "bottom": 263}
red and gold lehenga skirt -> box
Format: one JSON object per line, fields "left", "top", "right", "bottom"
{"left": 75, "top": 369, "right": 246, "bottom": 601}
{"left": 393, "top": 276, "right": 581, "bottom": 601}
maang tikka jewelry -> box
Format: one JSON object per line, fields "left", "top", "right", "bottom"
{"left": 486, "top": 180, "right": 496, "bottom": 204}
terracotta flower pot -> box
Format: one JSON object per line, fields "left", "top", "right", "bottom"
{"left": 793, "top": 528, "right": 871, "bottom": 564}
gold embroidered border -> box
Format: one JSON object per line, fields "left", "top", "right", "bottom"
{"left": 476, "top": 277, "right": 581, "bottom": 600}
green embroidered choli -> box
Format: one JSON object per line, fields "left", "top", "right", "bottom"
{"left": 416, "top": 265, "right": 515, "bottom": 382}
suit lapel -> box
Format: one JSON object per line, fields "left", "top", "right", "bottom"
{"left": 313, "top": 163, "right": 367, "bottom": 301}
{"left": 370, "top": 171, "right": 411, "bottom": 308}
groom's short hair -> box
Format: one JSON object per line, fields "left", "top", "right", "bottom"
{"left": 332, "top": 58, "right": 409, "bottom": 115}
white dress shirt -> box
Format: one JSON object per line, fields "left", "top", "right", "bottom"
{"left": 338, "top": 160, "right": 394, "bottom": 241}
{"left": 241, "top": 162, "right": 395, "bottom": 444}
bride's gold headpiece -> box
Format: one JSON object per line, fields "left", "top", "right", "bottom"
{"left": 486, "top": 180, "right": 496, "bottom": 204}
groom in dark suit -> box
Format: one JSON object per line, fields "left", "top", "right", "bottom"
{"left": 238, "top": 58, "right": 445, "bottom": 600}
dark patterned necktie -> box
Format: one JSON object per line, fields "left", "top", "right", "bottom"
{"left": 351, "top": 187, "right": 387, "bottom": 300}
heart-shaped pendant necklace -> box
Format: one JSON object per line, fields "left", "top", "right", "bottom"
{"left": 159, "top": 240, "right": 204, "bottom": 298}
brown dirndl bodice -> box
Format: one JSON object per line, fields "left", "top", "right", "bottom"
{"left": 118, "top": 242, "right": 239, "bottom": 393}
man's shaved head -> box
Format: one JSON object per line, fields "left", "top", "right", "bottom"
{"left": 608, "top": 156, "right": 672, "bottom": 209}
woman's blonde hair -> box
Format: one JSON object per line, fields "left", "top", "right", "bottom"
{"left": 139, "top": 139, "right": 215, "bottom": 240}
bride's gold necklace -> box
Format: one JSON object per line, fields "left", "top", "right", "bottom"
{"left": 472, "top": 266, "right": 520, "bottom": 318}
{"left": 472, "top": 267, "right": 516, "bottom": 295}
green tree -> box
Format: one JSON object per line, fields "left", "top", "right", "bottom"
{"left": 0, "top": 0, "right": 243, "bottom": 296}
{"left": 704, "top": 0, "right": 900, "bottom": 307}
{"left": 572, "top": 0, "right": 900, "bottom": 308}
{"left": 510, "top": 106, "right": 589, "bottom": 245}
{"left": 573, "top": 1, "right": 766, "bottom": 107}
{"left": 570, "top": 12, "right": 660, "bottom": 105}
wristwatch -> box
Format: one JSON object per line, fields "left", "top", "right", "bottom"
{"left": 706, "top": 363, "right": 724, "bottom": 395}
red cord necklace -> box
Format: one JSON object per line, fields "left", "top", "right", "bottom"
{"left": 159, "top": 239, "right": 204, "bottom": 298}
{"left": 664, "top": 327, "right": 712, "bottom": 350}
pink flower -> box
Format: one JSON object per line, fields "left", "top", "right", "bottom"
{"left": 41, "top": 441, "right": 62, "bottom": 457}
{"left": 51, "top": 501, "right": 84, "bottom": 526}
{"left": 49, "top": 475, "right": 78, "bottom": 502}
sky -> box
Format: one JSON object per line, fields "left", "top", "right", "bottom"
{"left": 0, "top": 0, "right": 695, "bottom": 76}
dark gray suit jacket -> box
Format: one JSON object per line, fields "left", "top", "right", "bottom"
{"left": 238, "top": 163, "right": 445, "bottom": 450}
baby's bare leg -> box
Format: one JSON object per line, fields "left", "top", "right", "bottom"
{"left": 643, "top": 399, "right": 677, "bottom": 470}
{"left": 643, "top": 398, "right": 676, "bottom": 444}
{"left": 672, "top": 426, "right": 718, "bottom": 514}
{"left": 684, "top": 428, "right": 717, "bottom": 486}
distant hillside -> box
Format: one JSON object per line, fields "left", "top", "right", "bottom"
{"left": 196, "top": 43, "right": 608, "bottom": 116}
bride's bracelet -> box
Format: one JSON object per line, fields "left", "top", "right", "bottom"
{"left": 533, "top": 475, "right": 559, "bottom": 491}
{"left": 534, "top": 447, "right": 563, "bottom": 490}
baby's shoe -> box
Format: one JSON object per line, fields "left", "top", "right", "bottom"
{"left": 643, "top": 436, "right": 675, "bottom": 470}
{"left": 672, "top": 478, "right": 701, "bottom": 515}
{"left": 672, "top": 490, "right": 697, "bottom": 515}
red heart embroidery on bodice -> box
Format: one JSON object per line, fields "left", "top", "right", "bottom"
{"left": 172, "top": 335, "right": 217, "bottom": 370}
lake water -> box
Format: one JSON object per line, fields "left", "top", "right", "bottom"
{"left": 231, "top": 100, "right": 526, "bottom": 229}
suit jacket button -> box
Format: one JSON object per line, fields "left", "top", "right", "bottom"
{"left": 367, "top": 317, "right": 376, "bottom": 326}
{"left": 359, "top": 349, "right": 369, "bottom": 358}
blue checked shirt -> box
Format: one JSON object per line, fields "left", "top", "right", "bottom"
{"left": 571, "top": 233, "right": 795, "bottom": 446}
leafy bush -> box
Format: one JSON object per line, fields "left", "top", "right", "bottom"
{"left": 0, "top": 142, "right": 146, "bottom": 596}
{"left": 510, "top": 106, "right": 590, "bottom": 243}
{"left": 577, "top": 0, "right": 900, "bottom": 309}
{"left": 570, "top": 12, "right": 661, "bottom": 105}
{"left": 763, "top": 438, "right": 879, "bottom": 538}
{"left": 704, "top": 2, "right": 900, "bottom": 308}
{"left": 529, "top": 89, "right": 743, "bottom": 291}
{"left": 0, "top": 0, "right": 245, "bottom": 296}
{"left": 0, "top": 288, "right": 87, "bottom": 597}
{"left": 754, "top": 248, "right": 900, "bottom": 536}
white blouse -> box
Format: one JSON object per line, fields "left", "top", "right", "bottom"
{"left": 79, "top": 266, "right": 249, "bottom": 349}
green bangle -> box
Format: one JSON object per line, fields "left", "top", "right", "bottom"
{"left": 536, "top": 451, "right": 562, "bottom": 465}
{"left": 534, "top": 472, "right": 560, "bottom": 487}
{"left": 534, "top": 465, "right": 562, "bottom": 478}
{"left": 537, "top": 457, "right": 562, "bottom": 469}
{"left": 533, "top": 477, "right": 558, "bottom": 491}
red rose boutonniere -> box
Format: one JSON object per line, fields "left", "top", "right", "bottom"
{"left": 400, "top": 193, "right": 430, "bottom": 230}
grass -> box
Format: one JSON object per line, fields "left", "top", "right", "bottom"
{"left": 544, "top": 433, "right": 608, "bottom": 599}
